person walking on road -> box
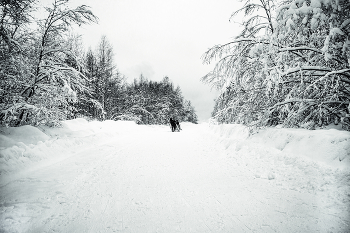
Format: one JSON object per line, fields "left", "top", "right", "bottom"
{"left": 169, "top": 118, "right": 177, "bottom": 132}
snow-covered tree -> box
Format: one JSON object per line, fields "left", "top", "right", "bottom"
{"left": 110, "top": 76, "right": 197, "bottom": 125}
{"left": 1, "top": 0, "right": 98, "bottom": 126}
{"left": 0, "top": 0, "right": 37, "bottom": 126}
{"left": 183, "top": 100, "right": 198, "bottom": 124}
{"left": 78, "top": 47, "right": 102, "bottom": 119}
{"left": 95, "top": 36, "right": 113, "bottom": 117}
{"left": 0, "top": 0, "right": 35, "bottom": 52}
{"left": 79, "top": 36, "right": 125, "bottom": 121}
{"left": 270, "top": 0, "right": 350, "bottom": 129}
{"left": 202, "top": 0, "right": 350, "bottom": 130}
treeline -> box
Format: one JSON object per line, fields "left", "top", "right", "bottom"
{"left": 202, "top": 0, "right": 350, "bottom": 130}
{"left": 0, "top": 0, "right": 197, "bottom": 127}
{"left": 114, "top": 76, "right": 198, "bottom": 124}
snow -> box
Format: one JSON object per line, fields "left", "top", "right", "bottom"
{"left": 0, "top": 126, "right": 49, "bottom": 148}
{"left": 302, "top": 15, "right": 308, "bottom": 24}
{"left": 299, "top": 2, "right": 312, "bottom": 14}
{"left": 310, "top": 0, "right": 322, "bottom": 8}
{"left": 286, "top": 18, "right": 295, "bottom": 29}
{"left": 330, "top": 27, "right": 345, "bottom": 36}
{"left": 1, "top": 119, "right": 350, "bottom": 232}
{"left": 62, "top": 80, "right": 77, "bottom": 102}
{"left": 209, "top": 123, "right": 350, "bottom": 168}
{"left": 341, "top": 19, "right": 350, "bottom": 29}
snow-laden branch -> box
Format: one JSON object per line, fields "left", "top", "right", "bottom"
{"left": 282, "top": 66, "right": 331, "bottom": 76}
{"left": 270, "top": 99, "right": 347, "bottom": 109}
{"left": 322, "top": 69, "right": 350, "bottom": 78}
{"left": 340, "top": 19, "right": 350, "bottom": 30}
{"left": 278, "top": 46, "right": 322, "bottom": 54}
{"left": 42, "top": 48, "right": 66, "bottom": 56}
{"left": 37, "top": 64, "right": 87, "bottom": 81}
{"left": 224, "top": 37, "right": 305, "bottom": 57}
{"left": 282, "top": 66, "right": 350, "bottom": 85}
{"left": 1, "top": 103, "right": 38, "bottom": 122}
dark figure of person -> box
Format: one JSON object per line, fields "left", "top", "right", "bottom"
{"left": 175, "top": 120, "right": 181, "bottom": 131}
{"left": 169, "top": 118, "right": 177, "bottom": 132}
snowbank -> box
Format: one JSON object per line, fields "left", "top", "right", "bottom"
{"left": 0, "top": 125, "right": 49, "bottom": 148}
{"left": 209, "top": 123, "right": 350, "bottom": 169}
{"left": 0, "top": 119, "right": 139, "bottom": 181}
{"left": 2, "top": 119, "right": 348, "bottom": 183}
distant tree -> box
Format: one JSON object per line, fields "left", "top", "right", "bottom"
{"left": 105, "top": 70, "right": 126, "bottom": 120}
{"left": 183, "top": 100, "right": 198, "bottom": 124}
{"left": 79, "top": 36, "right": 125, "bottom": 121}
{"left": 111, "top": 75, "right": 197, "bottom": 124}
{"left": 95, "top": 35, "right": 113, "bottom": 118}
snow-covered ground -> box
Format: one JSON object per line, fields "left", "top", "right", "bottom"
{"left": 1, "top": 119, "right": 349, "bottom": 232}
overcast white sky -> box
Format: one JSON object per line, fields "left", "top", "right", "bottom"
{"left": 68, "top": 0, "right": 241, "bottom": 121}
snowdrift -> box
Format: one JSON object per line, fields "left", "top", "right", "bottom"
{"left": 209, "top": 123, "right": 350, "bottom": 169}
{"left": 1, "top": 118, "right": 349, "bottom": 185}
{"left": 0, "top": 119, "right": 140, "bottom": 182}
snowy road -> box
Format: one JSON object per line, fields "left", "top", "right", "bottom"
{"left": 1, "top": 123, "right": 349, "bottom": 232}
